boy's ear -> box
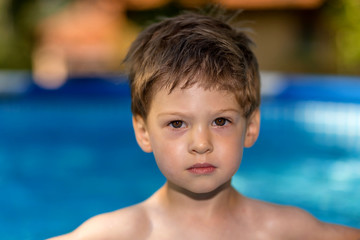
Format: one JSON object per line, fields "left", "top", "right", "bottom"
{"left": 244, "top": 109, "right": 260, "bottom": 148}
{"left": 132, "top": 115, "right": 152, "bottom": 153}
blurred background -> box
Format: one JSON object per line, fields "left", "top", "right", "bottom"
{"left": 0, "top": 0, "right": 360, "bottom": 239}
{"left": 0, "top": 0, "right": 360, "bottom": 83}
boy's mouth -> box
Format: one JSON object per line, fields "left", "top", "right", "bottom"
{"left": 187, "top": 163, "right": 216, "bottom": 174}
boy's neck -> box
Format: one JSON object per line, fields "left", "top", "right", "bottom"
{"left": 156, "top": 180, "right": 243, "bottom": 219}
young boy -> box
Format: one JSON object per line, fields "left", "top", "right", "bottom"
{"left": 49, "top": 12, "right": 360, "bottom": 240}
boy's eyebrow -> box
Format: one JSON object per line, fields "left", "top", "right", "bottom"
{"left": 156, "top": 111, "right": 190, "bottom": 118}
{"left": 215, "top": 108, "right": 242, "bottom": 114}
{"left": 156, "top": 109, "right": 241, "bottom": 117}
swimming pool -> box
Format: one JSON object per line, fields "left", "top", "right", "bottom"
{"left": 1, "top": 72, "right": 359, "bottom": 239}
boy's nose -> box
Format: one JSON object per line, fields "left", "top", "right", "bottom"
{"left": 188, "top": 125, "right": 213, "bottom": 154}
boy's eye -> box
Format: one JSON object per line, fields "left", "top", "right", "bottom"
{"left": 169, "top": 120, "right": 184, "bottom": 128}
{"left": 213, "top": 118, "right": 229, "bottom": 126}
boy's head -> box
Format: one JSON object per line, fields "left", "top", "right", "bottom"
{"left": 125, "top": 12, "right": 260, "bottom": 120}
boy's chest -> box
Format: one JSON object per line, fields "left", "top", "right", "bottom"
{"left": 145, "top": 216, "right": 275, "bottom": 240}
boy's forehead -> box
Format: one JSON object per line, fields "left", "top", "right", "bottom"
{"left": 150, "top": 84, "right": 239, "bottom": 110}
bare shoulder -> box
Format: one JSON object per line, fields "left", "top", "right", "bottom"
{"left": 47, "top": 204, "right": 151, "bottom": 240}
{"left": 247, "top": 198, "right": 360, "bottom": 240}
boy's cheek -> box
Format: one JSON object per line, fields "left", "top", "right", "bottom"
{"left": 154, "top": 140, "right": 187, "bottom": 157}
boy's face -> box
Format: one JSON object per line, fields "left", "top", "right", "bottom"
{"left": 133, "top": 85, "right": 260, "bottom": 194}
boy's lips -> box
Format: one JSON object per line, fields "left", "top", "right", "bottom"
{"left": 187, "top": 163, "right": 216, "bottom": 174}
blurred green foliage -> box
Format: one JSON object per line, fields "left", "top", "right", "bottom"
{"left": 326, "top": 0, "right": 360, "bottom": 74}
{"left": 0, "top": 0, "right": 39, "bottom": 69}
{"left": 0, "top": 0, "right": 70, "bottom": 70}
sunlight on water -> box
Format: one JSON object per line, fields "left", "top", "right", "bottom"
{"left": 330, "top": 160, "right": 360, "bottom": 182}
{"left": 297, "top": 101, "right": 360, "bottom": 151}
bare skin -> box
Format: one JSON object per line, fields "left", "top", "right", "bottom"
{"left": 49, "top": 182, "right": 360, "bottom": 240}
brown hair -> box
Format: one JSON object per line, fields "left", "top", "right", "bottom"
{"left": 124, "top": 12, "right": 260, "bottom": 120}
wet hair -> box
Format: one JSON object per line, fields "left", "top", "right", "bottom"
{"left": 124, "top": 11, "right": 260, "bottom": 120}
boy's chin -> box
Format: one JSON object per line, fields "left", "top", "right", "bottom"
{"left": 168, "top": 180, "right": 232, "bottom": 199}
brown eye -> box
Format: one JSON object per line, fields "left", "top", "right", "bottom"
{"left": 214, "top": 118, "right": 227, "bottom": 126}
{"left": 170, "top": 120, "right": 183, "bottom": 128}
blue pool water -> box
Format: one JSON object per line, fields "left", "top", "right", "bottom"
{"left": 0, "top": 73, "right": 359, "bottom": 239}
